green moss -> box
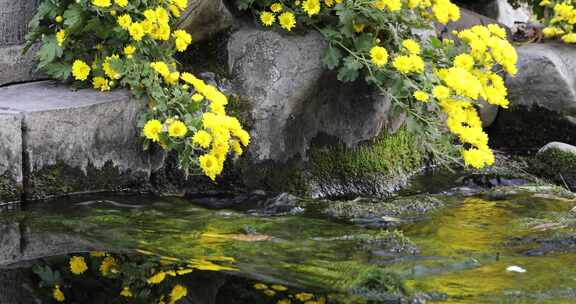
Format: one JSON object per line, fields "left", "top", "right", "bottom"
{"left": 26, "top": 161, "right": 148, "bottom": 201}
{"left": 308, "top": 129, "right": 423, "bottom": 181}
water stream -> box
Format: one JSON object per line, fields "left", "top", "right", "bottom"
{"left": 0, "top": 186, "right": 575, "bottom": 303}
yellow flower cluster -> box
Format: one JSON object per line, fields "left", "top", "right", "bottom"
{"left": 259, "top": 4, "right": 297, "bottom": 31}
{"left": 430, "top": 24, "right": 517, "bottom": 169}
{"left": 370, "top": 0, "right": 459, "bottom": 25}
{"left": 180, "top": 73, "right": 251, "bottom": 180}
{"left": 540, "top": 1, "right": 576, "bottom": 43}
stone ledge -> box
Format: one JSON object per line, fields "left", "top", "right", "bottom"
{"left": 0, "top": 81, "right": 151, "bottom": 201}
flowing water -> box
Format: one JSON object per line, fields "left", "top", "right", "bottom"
{"left": 0, "top": 186, "right": 575, "bottom": 303}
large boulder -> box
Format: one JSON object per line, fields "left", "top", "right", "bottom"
{"left": 0, "top": 1, "right": 42, "bottom": 86}
{"left": 226, "top": 25, "right": 420, "bottom": 197}
{"left": 488, "top": 43, "right": 576, "bottom": 151}
{"left": 177, "top": 0, "right": 234, "bottom": 42}
{"left": 0, "top": 81, "right": 151, "bottom": 200}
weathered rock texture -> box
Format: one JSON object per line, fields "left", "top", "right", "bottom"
{"left": 0, "top": 1, "right": 41, "bottom": 86}
{"left": 227, "top": 25, "right": 417, "bottom": 197}
{"left": 178, "top": 0, "right": 234, "bottom": 42}
{"left": 489, "top": 43, "right": 576, "bottom": 151}
{"left": 0, "top": 111, "right": 23, "bottom": 202}
{"left": 0, "top": 81, "right": 150, "bottom": 201}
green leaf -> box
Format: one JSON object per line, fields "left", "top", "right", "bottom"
{"left": 36, "top": 35, "right": 62, "bottom": 70}
{"left": 44, "top": 62, "right": 71, "bottom": 80}
{"left": 354, "top": 33, "right": 374, "bottom": 52}
{"left": 337, "top": 64, "right": 359, "bottom": 82}
{"left": 322, "top": 46, "right": 342, "bottom": 70}
{"left": 429, "top": 36, "right": 442, "bottom": 49}
{"left": 63, "top": 3, "right": 85, "bottom": 30}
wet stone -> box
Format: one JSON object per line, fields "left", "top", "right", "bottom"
{"left": 0, "top": 81, "right": 151, "bottom": 200}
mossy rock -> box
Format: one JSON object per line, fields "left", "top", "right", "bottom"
{"left": 305, "top": 129, "right": 424, "bottom": 198}
{"left": 529, "top": 144, "right": 576, "bottom": 191}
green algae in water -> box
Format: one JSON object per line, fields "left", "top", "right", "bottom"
{"left": 0, "top": 189, "right": 575, "bottom": 303}
{"left": 398, "top": 192, "right": 576, "bottom": 303}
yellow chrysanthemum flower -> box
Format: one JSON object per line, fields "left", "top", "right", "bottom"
{"left": 70, "top": 256, "right": 88, "bottom": 275}
{"left": 143, "top": 119, "right": 163, "bottom": 142}
{"left": 270, "top": 3, "right": 283, "bottom": 12}
{"left": 432, "top": 85, "right": 450, "bottom": 100}
{"left": 302, "top": 0, "right": 321, "bottom": 16}
{"left": 192, "top": 93, "right": 204, "bottom": 102}
{"left": 117, "top": 14, "right": 132, "bottom": 29}
{"left": 129, "top": 22, "right": 145, "bottom": 41}
{"left": 413, "top": 91, "right": 429, "bottom": 102}
{"left": 72, "top": 60, "right": 91, "bottom": 81}
{"left": 115, "top": 0, "right": 128, "bottom": 7}
{"left": 120, "top": 287, "right": 133, "bottom": 298}
{"left": 93, "top": 77, "right": 111, "bottom": 92}
{"left": 53, "top": 285, "right": 65, "bottom": 302}
{"left": 192, "top": 130, "right": 212, "bottom": 148}
{"left": 453, "top": 53, "right": 475, "bottom": 70}
{"left": 402, "top": 39, "right": 421, "bottom": 55}
{"left": 173, "top": 30, "right": 192, "bottom": 52}
{"left": 199, "top": 154, "right": 221, "bottom": 181}
{"left": 231, "top": 140, "right": 243, "bottom": 156}
{"left": 124, "top": 45, "right": 136, "bottom": 57}
{"left": 168, "top": 120, "right": 188, "bottom": 138}
{"left": 92, "top": 0, "right": 111, "bottom": 8}
{"left": 56, "top": 29, "right": 66, "bottom": 46}
{"left": 278, "top": 12, "right": 296, "bottom": 31}
{"left": 99, "top": 256, "right": 117, "bottom": 276}
{"left": 370, "top": 46, "right": 389, "bottom": 67}
{"left": 55, "top": 15, "right": 63, "bottom": 23}
{"left": 260, "top": 11, "right": 275, "bottom": 26}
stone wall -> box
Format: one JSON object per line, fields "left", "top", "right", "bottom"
{"left": 0, "top": 0, "right": 41, "bottom": 86}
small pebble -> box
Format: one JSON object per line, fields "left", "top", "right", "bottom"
{"left": 506, "top": 266, "right": 526, "bottom": 273}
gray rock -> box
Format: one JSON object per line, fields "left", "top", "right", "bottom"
{"left": 538, "top": 142, "right": 576, "bottom": 155}
{"left": 227, "top": 25, "right": 421, "bottom": 197}
{"left": 177, "top": 0, "right": 234, "bottom": 42}
{"left": 0, "top": 81, "right": 150, "bottom": 200}
{"left": 228, "top": 25, "right": 392, "bottom": 163}
{"left": 0, "top": 111, "right": 22, "bottom": 203}
{"left": 507, "top": 43, "right": 576, "bottom": 115}
{"left": 490, "top": 43, "right": 576, "bottom": 150}
{"left": 0, "top": 1, "right": 41, "bottom": 86}
{"left": 459, "top": 0, "right": 531, "bottom": 28}
{"left": 228, "top": 25, "right": 327, "bottom": 163}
